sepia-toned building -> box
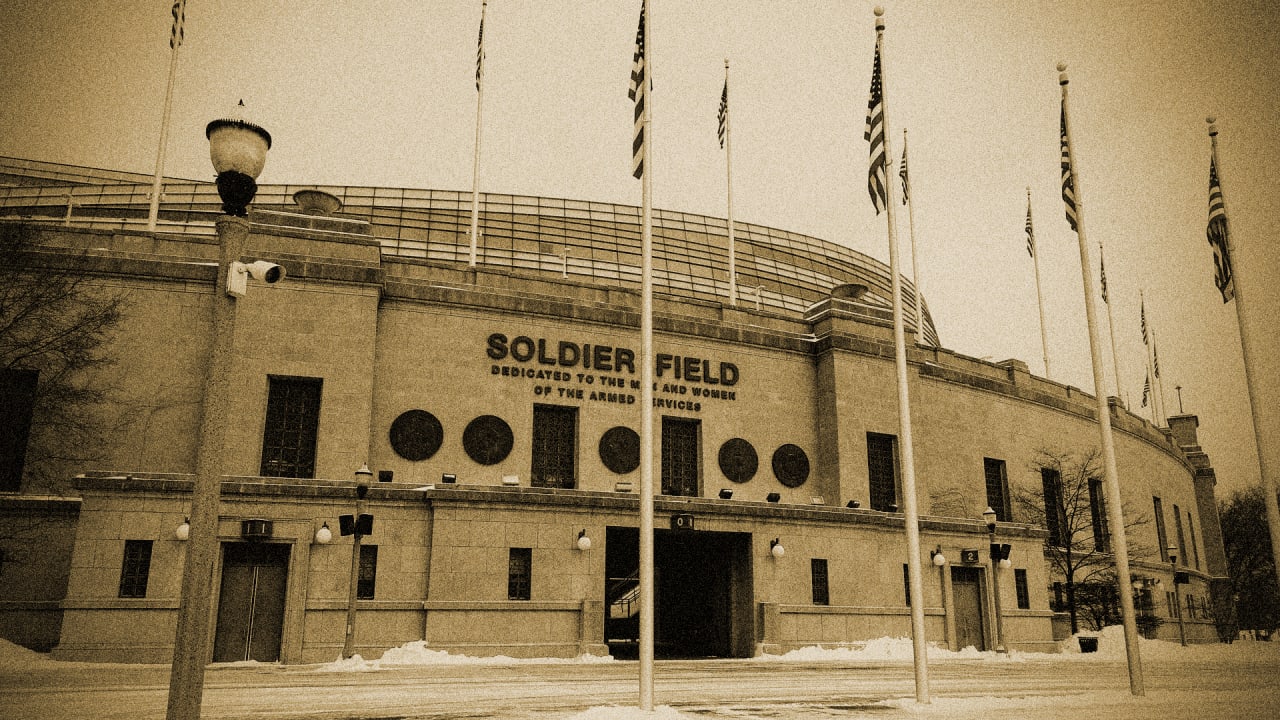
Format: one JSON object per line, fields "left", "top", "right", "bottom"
{"left": 0, "top": 157, "right": 1230, "bottom": 663}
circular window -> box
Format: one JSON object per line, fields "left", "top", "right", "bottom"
{"left": 599, "top": 426, "right": 640, "bottom": 474}
{"left": 389, "top": 409, "right": 443, "bottom": 461}
{"left": 462, "top": 415, "right": 514, "bottom": 465}
{"left": 772, "top": 444, "right": 810, "bottom": 488}
{"left": 718, "top": 438, "right": 758, "bottom": 483}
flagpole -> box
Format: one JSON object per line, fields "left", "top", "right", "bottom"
{"left": 1209, "top": 117, "right": 1280, "bottom": 595}
{"left": 634, "top": 1, "right": 656, "bottom": 710}
{"left": 1100, "top": 243, "right": 1123, "bottom": 399}
{"left": 147, "top": 0, "right": 185, "bottom": 233}
{"left": 1150, "top": 324, "right": 1167, "bottom": 424}
{"left": 723, "top": 59, "right": 738, "bottom": 306}
{"left": 902, "top": 129, "right": 925, "bottom": 345}
{"left": 875, "top": 7, "right": 930, "bottom": 703}
{"left": 1028, "top": 189, "right": 1051, "bottom": 377}
{"left": 1146, "top": 292, "right": 1167, "bottom": 422}
{"left": 467, "top": 1, "right": 487, "bottom": 268}
{"left": 1059, "top": 63, "right": 1144, "bottom": 696}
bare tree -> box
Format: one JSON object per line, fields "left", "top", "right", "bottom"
{"left": 1014, "top": 447, "right": 1150, "bottom": 634}
{"left": 1, "top": 224, "right": 126, "bottom": 503}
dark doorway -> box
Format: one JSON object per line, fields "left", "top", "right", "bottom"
{"left": 213, "top": 542, "right": 291, "bottom": 663}
{"left": 605, "top": 526, "right": 752, "bottom": 659}
{"left": 951, "top": 565, "right": 987, "bottom": 651}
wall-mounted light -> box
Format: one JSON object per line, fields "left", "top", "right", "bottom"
{"left": 846, "top": 499, "right": 861, "bottom": 509}
{"left": 770, "top": 538, "right": 785, "bottom": 558}
{"left": 577, "top": 529, "right": 592, "bottom": 551}
{"left": 441, "top": 473, "right": 457, "bottom": 484}
{"left": 930, "top": 545, "right": 947, "bottom": 566}
{"left": 766, "top": 492, "right": 781, "bottom": 503}
{"left": 175, "top": 517, "right": 190, "bottom": 541}
{"left": 998, "top": 558, "right": 1012, "bottom": 569}
{"left": 314, "top": 522, "right": 332, "bottom": 545}
{"left": 718, "top": 488, "right": 734, "bottom": 499}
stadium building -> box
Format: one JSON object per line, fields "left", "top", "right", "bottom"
{"left": 0, "top": 156, "right": 1230, "bottom": 663}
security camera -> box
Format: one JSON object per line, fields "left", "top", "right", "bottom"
{"left": 245, "top": 260, "right": 284, "bottom": 283}
{"left": 226, "top": 260, "right": 285, "bottom": 297}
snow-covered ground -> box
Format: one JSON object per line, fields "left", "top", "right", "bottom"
{"left": 4, "top": 629, "right": 1279, "bottom": 719}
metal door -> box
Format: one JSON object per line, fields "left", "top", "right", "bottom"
{"left": 213, "top": 542, "right": 290, "bottom": 662}
{"left": 950, "top": 565, "right": 987, "bottom": 651}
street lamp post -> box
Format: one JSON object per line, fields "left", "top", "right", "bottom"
{"left": 984, "top": 507, "right": 1008, "bottom": 654}
{"left": 165, "top": 103, "right": 271, "bottom": 720}
{"left": 1169, "top": 545, "right": 1187, "bottom": 646}
{"left": 342, "top": 464, "right": 375, "bottom": 659}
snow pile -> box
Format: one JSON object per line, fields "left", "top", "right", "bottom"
{"left": 0, "top": 638, "right": 59, "bottom": 669}
{"left": 1059, "top": 625, "right": 1280, "bottom": 662}
{"left": 561, "top": 706, "right": 697, "bottom": 720}
{"left": 311, "top": 641, "right": 615, "bottom": 672}
{"left": 765, "top": 637, "right": 1023, "bottom": 662}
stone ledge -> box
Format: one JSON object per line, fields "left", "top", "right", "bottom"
{"left": 776, "top": 604, "right": 945, "bottom": 617}
{"left": 423, "top": 600, "right": 584, "bottom": 612}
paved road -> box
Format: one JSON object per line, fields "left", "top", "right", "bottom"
{"left": 3, "top": 655, "right": 1278, "bottom": 719}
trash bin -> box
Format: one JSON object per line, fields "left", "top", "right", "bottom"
{"left": 1078, "top": 636, "right": 1099, "bottom": 653}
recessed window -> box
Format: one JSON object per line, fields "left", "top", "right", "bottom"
{"left": 1153, "top": 497, "right": 1169, "bottom": 562}
{"left": 1014, "top": 569, "right": 1030, "bottom": 609}
{"left": 811, "top": 559, "right": 830, "bottom": 606}
{"left": 0, "top": 369, "right": 39, "bottom": 493}
{"left": 1041, "top": 468, "right": 1065, "bottom": 546}
{"left": 357, "top": 545, "right": 378, "bottom": 600}
{"left": 983, "top": 458, "right": 1010, "bottom": 521}
{"left": 868, "top": 433, "right": 898, "bottom": 512}
{"left": 1088, "top": 478, "right": 1109, "bottom": 552}
{"left": 118, "top": 540, "right": 153, "bottom": 598}
{"left": 1173, "top": 503, "right": 1186, "bottom": 567}
{"left": 508, "top": 547, "right": 532, "bottom": 600}
{"left": 260, "top": 376, "right": 322, "bottom": 478}
{"left": 531, "top": 404, "right": 577, "bottom": 488}
{"left": 1188, "top": 513, "right": 1200, "bottom": 570}
{"left": 661, "top": 417, "right": 700, "bottom": 497}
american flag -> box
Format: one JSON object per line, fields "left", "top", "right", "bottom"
{"left": 718, "top": 80, "right": 728, "bottom": 149}
{"left": 1207, "top": 156, "right": 1234, "bottom": 302}
{"left": 1060, "top": 102, "right": 1078, "bottom": 232}
{"left": 1100, "top": 249, "right": 1108, "bottom": 303}
{"left": 1142, "top": 372, "right": 1151, "bottom": 408}
{"left": 1025, "top": 195, "right": 1035, "bottom": 257}
{"left": 170, "top": 0, "right": 184, "bottom": 49}
{"left": 628, "top": 1, "right": 646, "bottom": 179}
{"left": 1153, "top": 341, "right": 1161, "bottom": 378}
{"left": 898, "top": 137, "right": 909, "bottom": 205}
{"left": 864, "top": 35, "right": 886, "bottom": 214}
{"left": 475, "top": 4, "right": 485, "bottom": 91}
{"left": 1140, "top": 297, "right": 1148, "bottom": 345}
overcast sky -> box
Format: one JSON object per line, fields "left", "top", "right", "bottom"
{"left": 1, "top": 0, "right": 1276, "bottom": 501}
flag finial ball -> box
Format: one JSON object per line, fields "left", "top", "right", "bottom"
{"left": 874, "top": 6, "right": 884, "bottom": 17}
{"left": 1206, "top": 115, "right": 1216, "bottom": 124}
{"left": 1057, "top": 62, "right": 1067, "bottom": 72}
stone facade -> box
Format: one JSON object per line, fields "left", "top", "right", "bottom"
{"left": 0, "top": 183, "right": 1230, "bottom": 662}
